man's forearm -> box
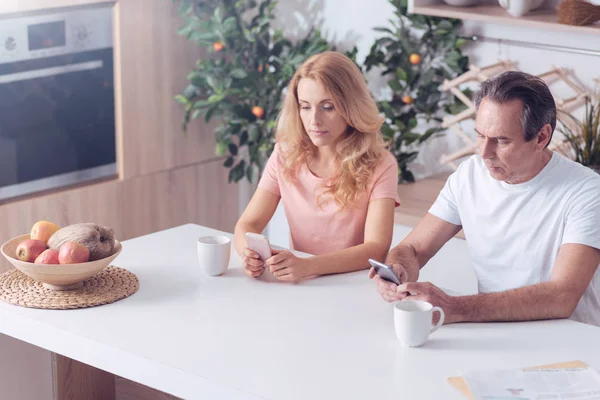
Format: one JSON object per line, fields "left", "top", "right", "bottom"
{"left": 452, "top": 281, "right": 576, "bottom": 323}
{"left": 385, "top": 244, "right": 421, "bottom": 282}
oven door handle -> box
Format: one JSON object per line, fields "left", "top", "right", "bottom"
{"left": 0, "top": 60, "right": 103, "bottom": 84}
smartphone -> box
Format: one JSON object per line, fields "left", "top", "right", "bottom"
{"left": 368, "top": 258, "right": 402, "bottom": 285}
{"left": 245, "top": 232, "right": 272, "bottom": 261}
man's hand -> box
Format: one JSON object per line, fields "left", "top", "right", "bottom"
{"left": 369, "top": 263, "right": 410, "bottom": 302}
{"left": 266, "top": 249, "right": 312, "bottom": 282}
{"left": 397, "top": 282, "right": 459, "bottom": 324}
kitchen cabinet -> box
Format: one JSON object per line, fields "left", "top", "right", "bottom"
{"left": 0, "top": 1, "right": 239, "bottom": 399}
{"left": 115, "top": 0, "right": 219, "bottom": 179}
{"left": 0, "top": 0, "right": 238, "bottom": 272}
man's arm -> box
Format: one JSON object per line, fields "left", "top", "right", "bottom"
{"left": 370, "top": 213, "right": 462, "bottom": 302}
{"left": 386, "top": 213, "right": 462, "bottom": 282}
{"left": 401, "top": 243, "right": 600, "bottom": 324}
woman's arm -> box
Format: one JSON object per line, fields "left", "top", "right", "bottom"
{"left": 234, "top": 188, "right": 280, "bottom": 256}
{"left": 266, "top": 198, "right": 396, "bottom": 280}
{"left": 308, "top": 197, "right": 396, "bottom": 274}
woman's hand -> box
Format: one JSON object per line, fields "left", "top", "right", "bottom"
{"left": 265, "top": 249, "right": 312, "bottom": 282}
{"left": 243, "top": 248, "right": 266, "bottom": 278}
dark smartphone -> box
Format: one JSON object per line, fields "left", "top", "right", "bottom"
{"left": 368, "top": 259, "right": 402, "bottom": 285}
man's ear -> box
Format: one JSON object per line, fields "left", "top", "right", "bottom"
{"left": 536, "top": 123, "right": 553, "bottom": 150}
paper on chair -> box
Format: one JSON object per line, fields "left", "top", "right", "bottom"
{"left": 463, "top": 367, "right": 600, "bottom": 400}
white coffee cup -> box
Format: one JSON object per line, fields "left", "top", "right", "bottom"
{"left": 394, "top": 300, "right": 445, "bottom": 347}
{"left": 197, "top": 236, "right": 231, "bottom": 276}
{"left": 498, "top": 0, "right": 544, "bottom": 17}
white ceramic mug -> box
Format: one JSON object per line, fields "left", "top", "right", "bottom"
{"left": 197, "top": 236, "right": 231, "bottom": 276}
{"left": 498, "top": 0, "right": 544, "bottom": 17}
{"left": 394, "top": 300, "right": 445, "bottom": 347}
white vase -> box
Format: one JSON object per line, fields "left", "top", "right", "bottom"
{"left": 498, "top": 0, "right": 545, "bottom": 17}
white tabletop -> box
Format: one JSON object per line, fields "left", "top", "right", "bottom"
{"left": 1, "top": 223, "right": 599, "bottom": 400}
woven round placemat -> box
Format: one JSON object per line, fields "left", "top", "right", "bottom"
{"left": 0, "top": 266, "right": 139, "bottom": 310}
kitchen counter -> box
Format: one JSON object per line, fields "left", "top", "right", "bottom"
{"left": 1, "top": 224, "right": 599, "bottom": 399}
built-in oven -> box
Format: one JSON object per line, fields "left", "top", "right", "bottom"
{"left": 0, "top": 4, "right": 116, "bottom": 203}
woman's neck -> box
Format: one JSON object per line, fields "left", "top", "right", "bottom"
{"left": 308, "top": 146, "right": 338, "bottom": 179}
{"left": 314, "top": 145, "right": 337, "bottom": 164}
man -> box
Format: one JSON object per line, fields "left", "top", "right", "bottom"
{"left": 370, "top": 71, "right": 600, "bottom": 326}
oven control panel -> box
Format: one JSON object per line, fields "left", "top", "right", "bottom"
{"left": 0, "top": 5, "right": 113, "bottom": 64}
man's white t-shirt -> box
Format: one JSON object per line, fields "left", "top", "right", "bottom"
{"left": 429, "top": 152, "right": 600, "bottom": 326}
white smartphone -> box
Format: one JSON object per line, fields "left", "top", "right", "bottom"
{"left": 368, "top": 258, "right": 402, "bottom": 285}
{"left": 245, "top": 232, "right": 272, "bottom": 261}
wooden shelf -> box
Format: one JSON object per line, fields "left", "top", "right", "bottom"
{"left": 412, "top": 3, "right": 600, "bottom": 35}
{"left": 394, "top": 172, "right": 465, "bottom": 239}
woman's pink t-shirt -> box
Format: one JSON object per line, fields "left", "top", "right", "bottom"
{"left": 258, "top": 144, "right": 400, "bottom": 255}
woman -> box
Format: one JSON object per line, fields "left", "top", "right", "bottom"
{"left": 234, "top": 51, "right": 400, "bottom": 281}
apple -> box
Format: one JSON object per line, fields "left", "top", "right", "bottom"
{"left": 58, "top": 242, "right": 90, "bottom": 264}
{"left": 15, "top": 239, "right": 47, "bottom": 263}
{"left": 30, "top": 220, "right": 60, "bottom": 245}
{"left": 34, "top": 249, "right": 60, "bottom": 264}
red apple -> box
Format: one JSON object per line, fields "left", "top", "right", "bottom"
{"left": 34, "top": 249, "right": 60, "bottom": 264}
{"left": 15, "top": 239, "right": 47, "bottom": 262}
{"left": 58, "top": 242, "right": 90, "bottom": 264}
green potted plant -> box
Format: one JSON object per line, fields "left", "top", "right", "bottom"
{"left": 558, "top": 95, "right": 600, "bottom": 174}
{"left": 173, "top": 0, "right": 330, "bottom": 183}
{"left": 359, "top": 0, "right": 470, "bottom": 182}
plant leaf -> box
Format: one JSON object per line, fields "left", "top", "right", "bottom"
{"left": 230, "top": 68, "right": 248, "bottom": 79}
{"left": 228, "top": 143, "right": 238, "bottom": 156}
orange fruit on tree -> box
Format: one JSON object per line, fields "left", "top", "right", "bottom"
{"left": 212, "top": 41, "right": 224, "bottom": 52}
{"left": 409, "top": 53, "right": 421, "bottom": 65}
{"left": 402, "top": 95, "right": 413, "bottom": 105}
{"left": 252, "top": 106, "right": 265, "bottom": 118}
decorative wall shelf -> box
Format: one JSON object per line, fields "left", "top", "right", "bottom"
{"left": 410, "top": 2, "right": 600, "bottom": 35}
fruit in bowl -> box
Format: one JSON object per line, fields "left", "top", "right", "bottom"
{"left": 58, "top": 241, "right": 90, "bottom": 264}
{"left": 48, "top": 223, "right": 115, "bottom": 261}
{"left": 35, "top": 249, "right": 60, "bottom": 264}
{"left": 30, "top": 221, "right": 60, "bottom": 245}
{"left": 15, "top": 239, "right": 47, "bottom": 262}
{"left": 1, "top": 221, "right": 122, "bottom": 291}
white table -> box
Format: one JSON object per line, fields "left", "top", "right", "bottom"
{"left": 1, "top": 224, "right": 599, "bottom": 400}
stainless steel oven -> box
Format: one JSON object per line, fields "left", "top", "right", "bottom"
{"left": 0, "top": 5, "right": 116, "bottom": 202}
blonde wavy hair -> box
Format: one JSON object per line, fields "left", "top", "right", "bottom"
{"left": 275, "top": 51, "right": 388, "bottom": 210}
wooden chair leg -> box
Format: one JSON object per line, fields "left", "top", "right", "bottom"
{"left": 52, "top": 353, "right": 115, "bottom": 400}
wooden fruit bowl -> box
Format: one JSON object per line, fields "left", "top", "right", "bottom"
{"left": 1, "top": 234, "right": 122, "bottom": 291}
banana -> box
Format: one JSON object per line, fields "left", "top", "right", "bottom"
{"left": 48, "top": 223, "right": 115, "bottom": 261}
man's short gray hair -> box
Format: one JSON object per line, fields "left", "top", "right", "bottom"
{"left": 473, "top": 71, "right": 556, "bottom": 146}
